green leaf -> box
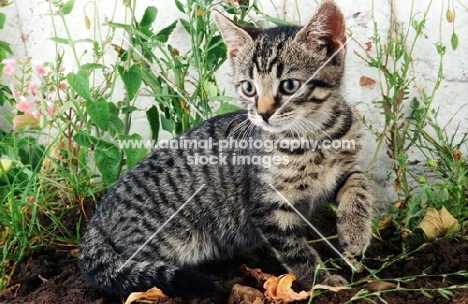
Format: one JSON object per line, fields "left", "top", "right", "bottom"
{"left": 122, "top": 106, "right": 138, "bottom": 114}
{"left": 437, "top": 289, "right": 453, "bottom": 300}
{"left": 0, "top": 41, "right": 12, "bottom": 54}
{"left": 67, "top": 71, "right": 91, "bottom": 101}
{"left": 420, "top": 290, "right": 433, "bottom": 298}
{"left": 86, "top": 97, "right": 110, "bottom": 131}
{"left": 215, "top": 102, "right": 240, "bottom": 115}
{"left": 13, "top": 114, "right": 39, "bottom": 129}
{"left": 0, "top": 13, "right": 6, "bottom": 29}
{"left": 179, "top": 18, "right": 191, "bottom": 34}
{"left": 80, "top": 63, "right": 106, "bottom": 71}
{"left": 107, "top": 102, "right": 119, "bottom": 115}
{"left": 119, "top": 133, "right": 147, "bottom": 169}
{"left": 95, "top": 143, "right": 120, "bottom": 185}
{"left": 106, "top": 21, "right": 132, "bottom": 30}
{"left": 60, "top": 0, "right": 75, "bottom": 15}
{"left": 139, "top": 6, "right": 157, "bottom": 28}
{"left": 0, "top": 90, "right": 5, "bottom": 107}
{"left": 161, "top": 115, "right": 175, "bottom": 133}
{"left": 155, "top": 21, "right": 177, "bottom": 43}
{"left": 146, "top": 105, "right": 160, "bottom": 141}
{"left": 108, "top": 114, "right": 124, "bottom": 134}
{"left": 451, "top": 33, "right": 459, "bottom": 50}
{"left": 174, "top": 0, "right": 185, "bottom": 13}
{"left": 118, "top": 65, "right": 142, "bottom": 101}
{"left": 50, "top": 37, "right": 71, "bottom": 44}
{"left": 263, "top": 15, "right": 294, "bottom": 26}
{"left": 73, "top": 131, "right": 98, "bottom": 148}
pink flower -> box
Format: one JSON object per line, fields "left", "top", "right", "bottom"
{"left": 2, "top": 59, "right": 16, "bottom": 75}
{"left": 31, "top": 109, "right": 41, "bottom": 121}
{"left": 33, "top": 62, "right": 46, "bottom": 76}
{"left": 29, "top": 83, "right": 39, "bottom": 96}
{"left": 16, "top": 96, "right": 33, "bottom": 113}
{"left": 10, "top": 82, "right": 20, "bottom": 98}
{"left": 59, "top": 82, "right": 67, "bottom": 90}
{"left": 46, "top": 101, "right": 57, "bottom": 115}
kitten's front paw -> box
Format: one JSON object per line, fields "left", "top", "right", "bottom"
{"left": 337, "top": 219, "right": 371, "bottom": 258}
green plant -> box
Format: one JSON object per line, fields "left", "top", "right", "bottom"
{"left": 356, "top": 0, "right": 465, "bottom": 239}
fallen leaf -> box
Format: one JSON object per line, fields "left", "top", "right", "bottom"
{"left": 378, "top": 216, "right": 393, "bottom": 230}
{"left": 453, "top": 149, "right": 462, "bottom": 159}
{"left": 417, "top": 206, "right": 460, "bottom": 240}
{"left": 264, "top": 274, "right": 309, "bottom": 303}
{"left": 228, "top": 284, "right": 264, "bottom": 304}
{"left": 240, "top": 264, "right": 274, "bottom": 282}
{"left": 312, "top": 284, "right": 351, "bottom": 292}
{"left": 124, "top": 287, "right": 168, "bottom": 304}
{"left": 359, "top": 76, "right": 376, "bottom": 87}
{"left": 365, "top": 41, "right": 372, "bottom": 51}
{"left": 393, "top": 200, "right": 405, "bottom": 209}
{"left": 393, "top": 178, "right": 400, "bottom": 193}
{"left": 364, "top": 281, "right": 397, "bottom": 292}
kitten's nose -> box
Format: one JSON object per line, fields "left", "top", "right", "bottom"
{"left": 258, "top": 110, "right": 275, "bottom": 123}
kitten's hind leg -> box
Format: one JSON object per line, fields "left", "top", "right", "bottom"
{"left": 335, "top": 172, "right": 373, "bottom": 258}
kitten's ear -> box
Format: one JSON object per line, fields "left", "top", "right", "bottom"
{"left": 294, "top": 0, "right": 346, "bottom": 58}
{"left": 212, "top": 10, "right": 259, "bottom": 58}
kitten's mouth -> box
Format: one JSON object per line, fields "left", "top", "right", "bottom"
{"left": 248, "top": 111, "right": 288, "bottom": 133}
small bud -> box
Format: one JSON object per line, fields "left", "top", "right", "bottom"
{"left": 417, "top": 177, "right": 427, "bottom": 184}
{"left": 84, "top": 16, "right": 91, "bottom": 29}
{"left": 0, "top": 159, "right": 13, "bottom": 172}
{"left": 453, "top": 149, "right": 462, "bottom": 159}
{"left": 446, "top": 9, "right": 454, "bottom": 23}
{"left": 170, "top": 48, "right": 180, "bottom": 57}
{"left": 425, "top": 159, "right": 438, "bottom": 168}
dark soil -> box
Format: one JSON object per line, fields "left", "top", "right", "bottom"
{"left": 1, "top": 207, "right": 468, "bottom": 304}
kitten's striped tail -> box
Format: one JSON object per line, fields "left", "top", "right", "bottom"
{"left": 78, "top": 226, "right": 215, "bottom": 297}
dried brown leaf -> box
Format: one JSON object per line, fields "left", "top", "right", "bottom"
{"left": 228, "top": 284, "right": 264, "bottom": 304}
{"left": 124, "top": 287, "right": 168, "bottom": 304}
{"left": 312, "top": 284, "right": 351, "bottom": 292}
{"left": 378, "top": 216, "right": 393, "bottom": 230}
{"left": 359, "top": 76, "right": 376, "bottom": 87}
{"left": 264, "top": 274, "right": 309, "bottom": 303}
{"left": 364, "top": 281, "right": 397, "bottom": 292}
{"left": 240, "top": 264, "right": 274, "bottom": 282}
{"left": 365, "top": 41, "right": 372, "bottom": 51}
{"left": 417, "top": 206, "right": 460, "bottom": 240}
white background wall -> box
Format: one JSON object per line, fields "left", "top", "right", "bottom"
{"left": 2, "top": 0, "right": 468, "bottom": 207}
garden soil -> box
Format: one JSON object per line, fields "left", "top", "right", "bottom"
{"left": 1, "top": 206, "right": 468, "bottom": 304}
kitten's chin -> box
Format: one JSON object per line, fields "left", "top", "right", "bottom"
{"left": 259, "top": 123, "right": 284, "bottom": 134}
{"left": 249, "top": 119, "right": 285, "bottom": 133}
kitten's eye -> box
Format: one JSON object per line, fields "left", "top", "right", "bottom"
{"left": 280, "top": 79, "right": 301, "bottom": 95}
{"left": 241, "top": 81, "right": 256, "bottom": 97}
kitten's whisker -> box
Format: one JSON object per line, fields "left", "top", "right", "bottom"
{"left": 299, "top": 118, "right": 334, "bottom": 141}
{"left": 228, "top": 118, "right": 249, "bottom": 140}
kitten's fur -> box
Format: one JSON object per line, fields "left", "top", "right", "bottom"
{"left": 79, "top": 0, "right": 373, "bottom": 297}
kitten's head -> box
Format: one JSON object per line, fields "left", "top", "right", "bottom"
{"left": 212, "top": 0, "right": 347, "bottom": 136}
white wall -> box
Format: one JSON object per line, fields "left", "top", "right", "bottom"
{"left": 2, "top": 0, "right": 468, "bottom": 207}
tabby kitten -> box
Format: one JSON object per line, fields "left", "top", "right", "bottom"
{"left": 79, "top": 0, "right": 373, "bottom": 297}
